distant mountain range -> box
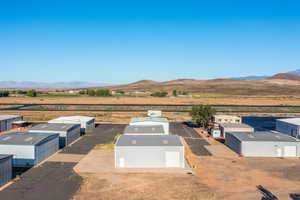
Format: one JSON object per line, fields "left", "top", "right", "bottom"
{"left": 231, "top": 68, "right": 300, "bottom": 80}
{"left": 0, "top": 81, "right": 110, "bottom": 89}
{"left": 0, "top": 68, "right": 299, "bottom": 89}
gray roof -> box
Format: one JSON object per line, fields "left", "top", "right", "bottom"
{"left": 116, "top": 135, "right": 183, "bottom": 146}
{"left": 29, "top": 123, "right": 80, "bottom": 132}
{"left": 277, "top": 118, "right": 300, "bottom": 126}
{"left": 0, "top": 154, "right": 13, "bottom": 161}
{"left": 130, "top": 117, "right": 169, "bottom": 124}
{"left": 0, "top": 115, "right": 21, "bottom": 121}
{"left": 48, "top": 116, "right": 95, "bottom": 123}
{"left": 0, "top": 132, "right": 59, "bottom": 145}
{"left": 227, "top": 131, "right": 299, "bottom": 142}
{"left": 220, "top": 123, "right": 253, "bottom": 129}
{"left": 124, "top": 125, "right": 165, "bottom": 134}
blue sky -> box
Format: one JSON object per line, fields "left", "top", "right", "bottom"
{"left": 1, "top": 0, "right": 300, "bottom": 84}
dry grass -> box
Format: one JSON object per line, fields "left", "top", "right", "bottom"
{"left": 1, "top": 96, "right": 300, "bottom": 105}
{"left": 93, "top": 144, "right": 114, "bottom": 150}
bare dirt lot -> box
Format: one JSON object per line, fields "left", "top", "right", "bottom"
{"left": 72, "top": 123, "right": 300, "bottom": 200}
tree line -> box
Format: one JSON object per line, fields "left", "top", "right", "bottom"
{"left": 79, "top": 89, "right": 112, "bottom": 97}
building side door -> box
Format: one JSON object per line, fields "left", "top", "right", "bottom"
{"left": 165, "top": 152, "right": 180, "bottom": 167}
{"left": 119, "top": 157, "right": 125, "bottom": 168}
{"left": 276, "top": 148, "right": 282, "bottom": 157}
{"left": 284, "top": 146, "right": 297, "bottom": 157}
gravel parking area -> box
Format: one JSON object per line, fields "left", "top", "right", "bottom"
{"left": 170, "top": 123, "right": 212, "bottom": 156}
{"left": 61, "top": 124, "right": 125, "bottom": 154}
{"left": 0, "top": 124, "right": 126, "bottom": 200}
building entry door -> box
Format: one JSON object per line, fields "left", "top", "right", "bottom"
{"left": 165, "top": 152, "right": 180, "bottom": 167}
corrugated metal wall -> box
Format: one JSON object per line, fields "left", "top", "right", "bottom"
{"left": 276, "top": 121, "right": 300, "bottom": 138}
{"left": 0, "top": 156, "right": 12, "bottom": 186}
{"left": 0, "top": 145, "right": 35, "bottom": 166}
{"left": 225, "top": 133, "right": 242, "bottom": 154}
{"left": 0, "top": 116, "right": 22, "bottom": 132}
{"left": 66, "top": 126, "right": 81, "bottom": 146}
{"left": 115, "top": 146, "right": 184, "bottom": 168}
{"left": 35, "top": 136, "right": 59, "bottom": 165}
{"left": 85, "top": 120, "right": 95, "bottom": 133}
{"left": 241, "top": 141, "right": 300, "bottom": 157}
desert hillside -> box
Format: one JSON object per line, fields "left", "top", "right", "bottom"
{"left": 102, "top": 76, "right": 300, "bottom": 95}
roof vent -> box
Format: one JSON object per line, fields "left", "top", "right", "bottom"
{"left": 132, "top": 140, "right": 137, "bottom": 144}
{"left": 163, "top": 140, "right": 168, "bottom": 144}
{"left": 2, "top": 136, "right": 11, "bottom": 141}
{"left": 25, "top": 137, "right": 33, "bottom": 142}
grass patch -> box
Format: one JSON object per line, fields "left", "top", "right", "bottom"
{"left": 94, "top": 133, "right": 122, "bottom": 150}
{"left": 94, "top": 144, "right": 114, "bottom": 150}
{"left": 189, "top": 192, "right": 216, "bottom": 200}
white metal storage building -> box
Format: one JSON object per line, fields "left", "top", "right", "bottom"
{"left": 0, "top": 154, "right": 12, "bottom": 186}
{"left": 220, "top": 123, "right": 254, "bottom": 138}
{"left": 130, "top": 117, "right": 169, "bottom": 134}
{"left": 115, "top": 135, "right": 185, "bottom": 168}
{"left": 213, "top": 115, "right": 241, "bottom": 124}
{"left": 29, "top": 123, "right": 81, "bottom": 148}
{"left": 276, "top": 118, "right": 300, "bottom": 139}
{"left": 0, "top": 132, "right": 59, "bottom": 166}
{"left": 147, "top": 110, "right": 162, "bottom": 117}
{"left": 124, "top": 125, "right": 165, "bottom": 135}
{"left": 48, "top": 116, "right": 95, "bottom": 134}
{"left": 225, "top": 131, "right": 300, "bottom": 157}
{"left": 0, "top": 115, "right": 23, "bottom": 132}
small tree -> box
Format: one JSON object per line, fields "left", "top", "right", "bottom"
{"left": 151, "top": 91, "right": 168, "bottom": 97}
{"left": 87, "top": 89, "right": 96, "bottom": 96}
{"left": 0, "top": 91, "right": 9, "bottom": 97}
{"left": 172, "top": 90, "right": 177, "bottom": 97}
{"left": 190, "top": 104, "right": 216, "bottom": 127}
{"left": 27, "top": 89, "right": 37, "bottom": 97}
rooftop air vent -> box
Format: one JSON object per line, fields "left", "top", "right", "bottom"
{"left": 2, "top": 136, "right": 11, "bottom": 141}
{"left": 25, "top": 137, "right": 33, "bottom": 142}
{"left": 163, "top": 140, "right": 168, "bottom": 144}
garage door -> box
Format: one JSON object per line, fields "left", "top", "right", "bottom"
{"left": 284, "top": 146, "right": 297, "bottom": 157}
{"left": 165, "top": 152, "right": 180, "bottom": 167}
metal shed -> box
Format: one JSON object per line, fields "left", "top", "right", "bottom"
{"left": 115, "top": 135, "right": 185, "bottom": 168}
{"left": 48, "top": 116, "right": 95, "bottom": 134}
{"left": 124, "top": 125, "right": 165, "bottom": 135}
{"left": 220, "top": 123, "right": 254, "bottom": 138}
{"left": 0, "top": 154, "right": 12, "bottom": 187}
{"left": 0, "top": 132, "right": 59, "bottom": 166}
{"left": 225, "top": 131, "right": 300, "bottom": 157}
{"left": 29, "top": 123, "right": 81, "bottom": 148}
{"left": 213, "top": 115, "right": 241, "bottom": 124}
{"left": 130, "top": 117, "right": 169, "bottom": 134}
{"left": 276, "top": 118, "right": 300, "bottom": 139}
{"left": 147, "top": 110, "right": 162, "bottom": 117}
{"left": 0, "top": 115, "right": 23, "bottom": 132}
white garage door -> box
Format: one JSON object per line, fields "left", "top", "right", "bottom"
{"left": 165, "top": 152, "right": 180, "bottom": 167}
{"left": 284, "top": 146, "right": 297, "bottom": 157}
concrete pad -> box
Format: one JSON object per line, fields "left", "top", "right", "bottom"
{"left": 47, "top": 153, "right": 85, "bottom": 163}
{"left": 204, "top": 145, "right": 239, "bottom": 157}
{"left": 74, "top": 150, "right": 192, "bottom": 174}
